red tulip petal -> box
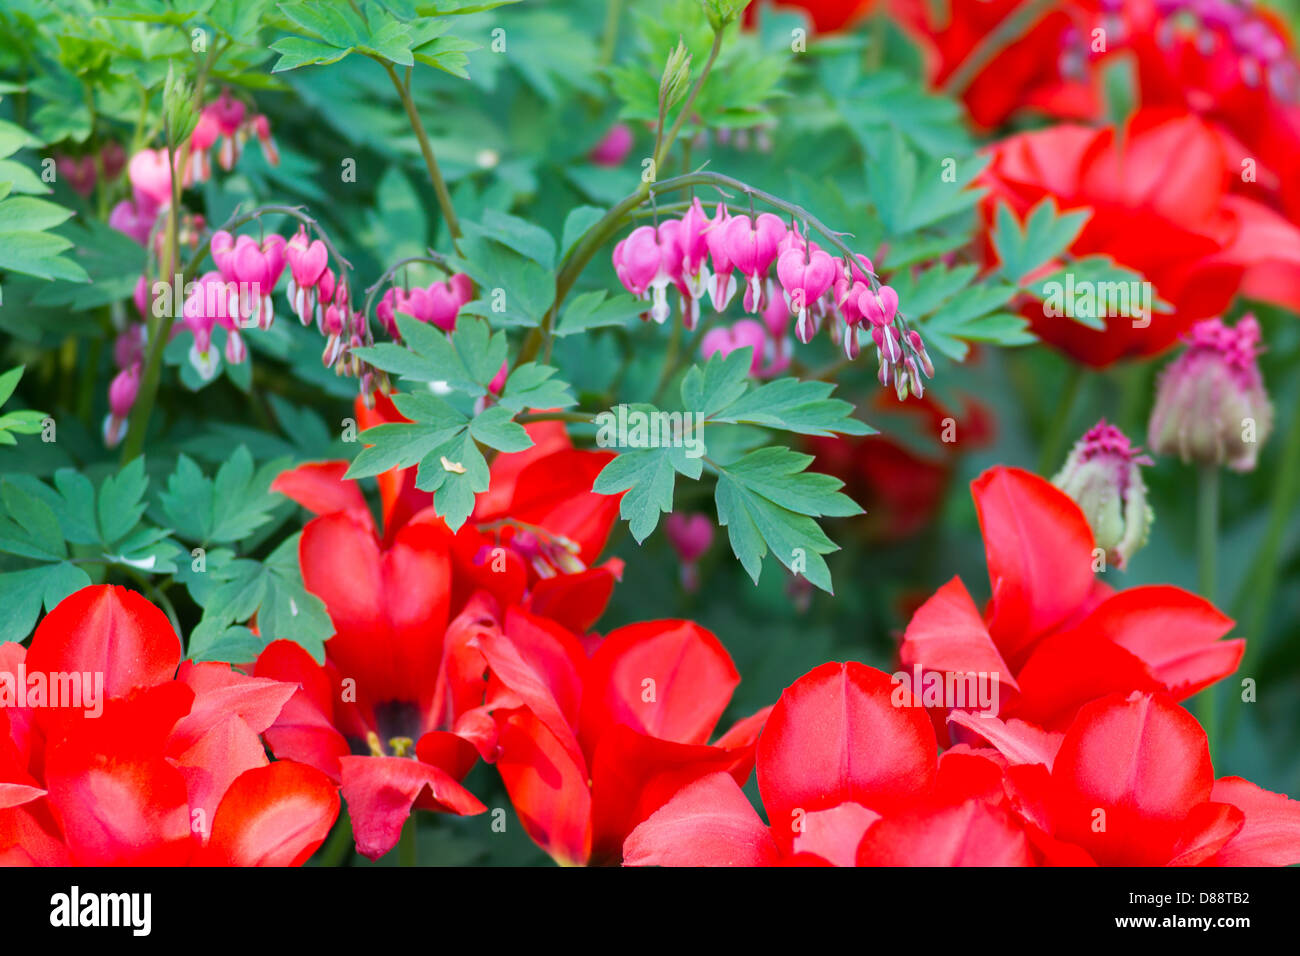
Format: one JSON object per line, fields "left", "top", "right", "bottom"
{"left": 623, "top": 772, "right": 778, "bottom": 867}
{"left": 254, "top": 640, "right": 351, "bottom": 780}
{"left": 202, "top": 760, "right": 340, "bottom": 866}
{"left": 415, "top": 730, "right": 480, "bottom": 782}
{"left": 792, "top": 802, "right": 881, "bottom": 867}
{"left": 947, "top": 710, "right": 1063, "bottom": 768}
{"left": 1012, "top": 629, "right": 1164, "bottom": 729}
{"left": 300, "top": 510, "right": 451, "bottom": 712}
{"left": 1066, "top": 586, "right": 1241, "bottom": 700}
{"left": 589, "top": 724, "right": 743, "bottom": 864}
{"left": 972, "top": 467, "right": 1096, "bottom": 665}
{"left": 1167, "top": 801, "right": 1245, "bottom": 866}
{"left": 43, "top": 683, "right": 196, "bottom": 866}
{"left": 26, "top": 584, "right": 181, "bottom": 701}
{"left": 579, "top": 619, "right": 739, "bottom": 755}
{"left": 474, "top": 420, "right": 573, "bottom": 521}
{"left": 1209, "top": 776, "right": 1300, "bottom": 866}
{"left": 495, "top": 709, "right": 591, "bottom": 866}
{"left": 0, "top": 806, "right": 70, "bottom": 866}
{"left": 855, "top": 800, "right": 1035, "bottom": 866}
{"left": 932, "top": 749, "right": 1008, "bottom": 808}
{"left": 339, "top": 755, "right": 485, "bottom": 860}
{"left": 506, "top": 449, "right": 621, "bottom": 565}
{"left": 169, "top": 712, "right": 270, "bottom": 836}
{"left": 271, "top": 461, "right": 370, "bottom": 522}
{"left": 900, "top": 576, "right": 1019, "bottom": 691}
{"left": 476, "top": 607, "right": 586, "bottom": 765}
{"left": 525, "top": 563, "right": 621, "bottom": 634}
{"left": 757, "top": 662, "right": 937, "bottom": 851}
{"left": 1051, "top": 692, "right": 1214, "bottom": 866}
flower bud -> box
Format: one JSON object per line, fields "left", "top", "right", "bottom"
{"left": 1052, "top": 420, "right": 1154, "bottom": 570}
{"left": 1147, "top": 315, "right": 1273, "bottom": 472}
{"left": 660, "top": 40, "right": 693, "bottom": 112}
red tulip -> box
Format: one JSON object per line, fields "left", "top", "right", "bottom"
{"left": 980, "top": 108, "right": 1300, "bottom": 367}
{"left": 900, "top": 466, "right": 1243, "bottom": 732}
{"left": 956, "top": 691, "right": 1300, "bottom": 866}
{"left": 348, "top": 392, "right": 625, "bottom": 633}
{"left": 0, "top": 586, "right": 338, "bottom": 866}
{"left": 889, "top": 0, "right": 1102, "bottom": 130}
{"left": 476, "top": 609, "right": 768, "bottom": 865}
{"left": 624, "top": 661, "right": 1038, "bottom": 866}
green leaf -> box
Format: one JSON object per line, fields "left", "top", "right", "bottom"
{"left": 97, "top": 457, "right": 149, "bottom": 546}
{"left": 413, "top": 430, "right": 489, "bottom": 530}
{"left": 560, "top": 205, "right": 605, "bottom": 260}
{"left": 593, "top": 446, "right": 679, "bottom": 543}
{"left": 0, "top": 480, "right": 65, "bottom": 561}
{"left": 269, "top": 36, "right": 353, "bottom": 72}
{"left": 713, "top": 448, "right": 858, "bottom": 594}
{"left": 555, "top": 290, "right": 645, "bottom": 336}
{"left": 497, "top": 363, "right": 575, "bottom": 412}
{"left": 468, "top": 405, "right": 533, "bottom": 452}
{"left": 992, "top": 198, "right": 1092, "bottom": 283}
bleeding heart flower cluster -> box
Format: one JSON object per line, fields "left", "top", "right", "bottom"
{"left": 374, "top": 273, "right": 475, "bottom": 338}
{"left": 613, "top": 197, "right": 932, "bottom": 397}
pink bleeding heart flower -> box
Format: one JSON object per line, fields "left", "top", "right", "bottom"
{"left": 614, "top": 224, "right": 682, "bottom": 323}
{"left": 55, "top": 155, "right": 96, "bottom": 197}
{"left": 449, "top": 273, "right": 474, "bottom": 305}
{"left": 128, "top": 149, "right": 175, "bottom": 207}
{"left": 722, "top": 212, "right": 785, "bottom": 313}
{"left": 183, "top": 271, "right": 235, "bottom": 381}
{"left": 253, "top": 115, "right": 279, "bottom": 167}
{"left": 209, "top": 90, "right": 246, "bottom": 137}
{"left": 102, "top": 364, "right": 141, "bottom": 448}
{"left": 101, "top": 141, "right": 126, "bottom": 181}
{"left": 109, "top": 197, "right": 159, "bottom": 246}
{"left": 701, "top": 319, "right": 768, "bottom": 376}
{"left": 376, "top": 288, "right": 404, "bottom": 338}
{"left": 489, "top": 360, "right": 509, "bottom": 394}
{"left": 665, "top": 512, "right": 714, "bottom": 592}
{"left": 285, "top": 229, "right": 330, "bottom": 325}
{"left": 226, "top": 234, "right": 287, "bottom": 330}
{"left": 777, "top": 247, "right": 837, "bottom": 343}
{"left": 703, "top": 203, "right": 738, "bottom": 311}
{"left": 677, "top": 198, "right": 712, "bottom": 299}
{"left": 115, "top": 322, "right": 146, "bottom": 371}
{"left": 859, "top": 284, "right": 900, "bottom": 327}
{"left": 133, "top": 275, "right": 151, "bottom": 321}
{"left": 588, "top": 123, "right": 634, "bottom": 166}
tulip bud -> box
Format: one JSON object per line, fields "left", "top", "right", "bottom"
{"left": 1053, "top": 420, "right": 1154, "bottom": 571}
{"left": 1147, "top": 315, "right": 1273, "bottom": 472}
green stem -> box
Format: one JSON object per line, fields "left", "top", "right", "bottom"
{"left": 1233, "top": 384, "right": 1300, "bottom": 674}
{"left": 1196, "top": 463, "right": 1220, "bottom": 755}
{"left": 942, "top": 0, "right": 1062, "bottom": 97}
{"left": 516, "top": 410, "right": 596, "bottom": 425}
{"left": 383, "top": 62, "right": 462, "bottom": 253}
{"left": 1035, "top": 364, "right": 1084, "bottom": 475}
{"left": 517, "top": 27, "right": 728, "bottom": 368}
{"left": 315, "top": 819, "right": 354, "bottom": 867}
{"left": 599, "top": 0, "right": 622, "bottom": 66}
{"left": 397, "top": 818, "right": 418, "bottom": 867}
{"left": 653, "top": 29, "right": 724, "bottom": 175}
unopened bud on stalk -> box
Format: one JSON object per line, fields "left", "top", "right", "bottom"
{"left": 1053, "top": 420, "right": 1154, "bottom": 571}
{"left": 1147, "top": 315, "right": 1273, "bottom": 472}
{"left": 660, "top": 40, "right": 693, "bottom": 111}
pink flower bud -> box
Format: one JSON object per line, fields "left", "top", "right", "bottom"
{"left": 1148, "top": 315, "right": 1273, "bottom": 472}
